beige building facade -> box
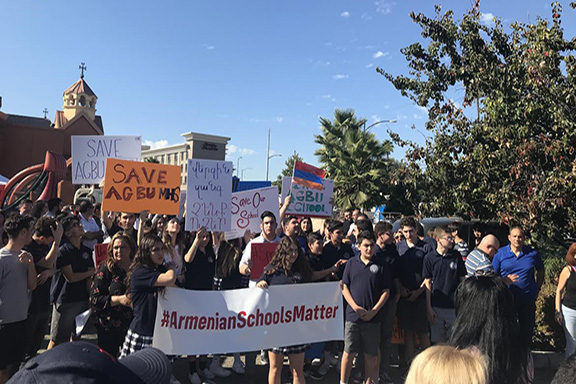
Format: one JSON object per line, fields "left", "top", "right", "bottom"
{"left": 141, "top": 132, "right": 230, "bottom": 189}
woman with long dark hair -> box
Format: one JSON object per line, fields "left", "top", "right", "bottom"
{"left": 300, "top": 217, "right": 313, "bottom": 235}
{"left": 256, "top": 236, "right": 343, "bottom": 384}
{"left": 90, "top": 232, "right": 136, "bottom": 357}
{"left": 448, "top": 274, "right": 531, "bottom": 384}
{"left": 119, "top": 234, "right": 176, "bottom": 358}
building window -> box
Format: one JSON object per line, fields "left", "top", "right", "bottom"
{"left": 160, "top": 155, "right": 164, "bottom": 163}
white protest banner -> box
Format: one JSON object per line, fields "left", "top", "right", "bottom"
{"left": 152, "top": 282, "right": 344, "bottom": 355}
{"left": 72, "top": 135, "right": 141, "bottom": 184}
{"left": 225, "top": 186, "right": 279, "bottom": 240}
{"left": 185, "top": 159, "right": 233, "bottom": 231}
{"left": 281, "top": 176, "right": 334, "bottom": 217}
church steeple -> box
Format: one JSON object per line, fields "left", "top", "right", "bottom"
{"left": 62, "top": 63, "right": 97, "bottom": 122}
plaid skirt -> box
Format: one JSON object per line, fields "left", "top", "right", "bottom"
{"left": 269, "top": 344, "right": 310, "bottom": 355}
{"left": 119, "top": 328, "right": 153, "bottom": 358}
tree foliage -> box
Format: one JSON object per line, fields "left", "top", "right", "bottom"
{"left": 144, "top": 157, "right": 160, "bottom": 163}
{"left": 379, "top": 2, "right": 576, "bottom": 243}
{"left": 314, "top": 109, "right": 394, "bottom": 210}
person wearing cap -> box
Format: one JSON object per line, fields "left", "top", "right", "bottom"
{"left": 8, "top": 341, "right": 172, "bottom": 384}
{"left": 47, "top": 216, "right": 95, "bottom": 350}
{"left": 0, "top": 215, "right": 37, "bottom": 384}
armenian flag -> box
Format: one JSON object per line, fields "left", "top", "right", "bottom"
{"left": 292, "top": 161, "right": 325, "bottom": 190}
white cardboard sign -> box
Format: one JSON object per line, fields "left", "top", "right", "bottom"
{"left": 225, "top": 186, "right": 279, "bottom": 240}
{"left": 72, "top": 135, "right": 141, "bottom": 184}
{"left": 152, "top": 282, "right": 344, "bottom": 355}
{"left": 185, "top": 159, "right": 233, "bottom": 231}
{"left": 281, "top": 176, "right": 334, "bottom": 217}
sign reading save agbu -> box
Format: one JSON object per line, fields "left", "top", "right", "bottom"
{"left": 71, "top": 135, "right": 141, "bottom": 184}
{"left": 102, "top": 158, "right": 181, "bottom": 215}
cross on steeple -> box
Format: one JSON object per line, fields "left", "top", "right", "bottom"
{"left": 43, "top": 108, "right": 48, "bottom": 119}
{"left": 79, "top": 62, "right": 87, "bottom": 79}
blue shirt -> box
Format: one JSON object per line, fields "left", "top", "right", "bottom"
{"left": 395, "top": 239, "right": 435, "bottom": 290}
{"left": 492, "top": 245, "right": 544, "bottom": 302}
{"left": 342, "top": 255, "right": 390, "bottom": 323}
{"left": 422, "top": 249, "right": 466, "bottom": 308}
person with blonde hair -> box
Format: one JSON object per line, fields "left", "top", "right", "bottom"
{"left": 405, "top": 345, "right": 488, "bottom": 384}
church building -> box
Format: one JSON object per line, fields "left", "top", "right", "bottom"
{"left": 0, "top": 66, "right": 104, "bottom": 179}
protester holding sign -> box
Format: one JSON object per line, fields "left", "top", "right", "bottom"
{"left": 256, "top": 236, "right": 346, "bottom": 384}
{"left": 161, "top": 217, "right": 185, "bottom": 284}
{"left": 48, "top": 216, "right": 95, "bottom": 350}
{"left": 103, "top": 212, "right": 139, "bottom": 245}
{"left": 240, "top": 211, "right": 281, "bottom": 286}
{"left": 182, "top": 227, "right": 226, "bottom": 383}
{"left": 90, "top": 232, "right": 136, "bottom": 357}
{"left": 120, "top": 234, "right": 176, "bottom": 358}
{"left": 256, "top": 237, "right": 314, "bottom": 384}
{"left": 211, "top": 231, "right": 252, "bottom": 376}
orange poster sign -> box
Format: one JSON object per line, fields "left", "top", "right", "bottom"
{"left": 101, "top": 158, "right": 181, "bottom": 215}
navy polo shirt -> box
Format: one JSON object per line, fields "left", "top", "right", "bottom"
{"left": 184, "top": 247, "right": 215, "bottom": 291}
{"left": 395, "top": 239, "right": 434, "bottom": 290}
{"left": 342, "top": 255, "right": 390, "bottom": 323}
{"left": 422, "top": 249, "right": 466, "bottom": 308}
{"left": 129, "top": 265, "right": 162, "bottom": 336}
{"left": 50, "top": 242, "right": 94, "bottom": 304}
{"left": 322, "top": 241, "right": 353, "bottom": 279}
{"left": 492, "top": 245, "right": 544, "bottom": 302}
{"left": 374, "top": 243, "right": 398, "bottom": 296}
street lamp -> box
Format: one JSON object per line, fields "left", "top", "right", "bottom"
{"left": 241, "top": 167, "right": 252, "bottom": 181}
{"left": 363, "top": 119, "right": 397, "bottom": 131}
{"left": 236, "top": 156, "right": 243, "bottom": 177}
{"left": 266, "top": 154, "right": 282, "bottom": 181}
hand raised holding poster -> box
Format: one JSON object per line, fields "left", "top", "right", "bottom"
{"left": 72, "top": 136, "right": 141, "bottom": 184}
{"left": 225, "top": 186, "right": 279, "bottom": 240}
{"left": 281, "top": 176, "right": 334, "bottom": 217}
{"left": 185, "top": 159, "right": 233, "bottom": 231}
{"left": 102, "top": 159, "right": 181, "bottom": 215}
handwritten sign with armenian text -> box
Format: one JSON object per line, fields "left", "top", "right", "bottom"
{"left": 72, "top": 136, "right": 141, "bottom": 184}
{"left": 185, "top": 159, "right": 233, "bottom": 231}
{"left": 101, "top": 159, "right": 181, "bottom": 215}
{"left": 281, "top": 177, "right": 334, "bottom": 218}
{"left": 225, "top": 186, "right": 279, "bottom": 240}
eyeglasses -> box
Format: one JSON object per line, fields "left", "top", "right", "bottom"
{"left": 441, "top": 236, "right": 455, "bottom": 241}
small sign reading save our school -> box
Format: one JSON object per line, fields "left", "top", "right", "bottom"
{"left": 71, "top": 135, "right": 141, "bottom": 184}
{"left": 102, "top": 159, "right": 181, "bottom": 215}
{"left": 281, "top": 176, "right": 334, "bottom": 217}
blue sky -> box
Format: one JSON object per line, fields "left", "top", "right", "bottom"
{"left": 2, "top": 0, "right": 573, "bottom": 181}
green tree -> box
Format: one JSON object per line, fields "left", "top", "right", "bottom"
{"left": 379, "top": 2, "right": 576, "bottom": 243}
{"left": 144, "top": 157, "right": 160, "bottom": 163}
{"left": 314, "top": 109, "right": 394, "bottom": 210}
{"left": 272, "top": 151, "right": 303, "bottom": 191}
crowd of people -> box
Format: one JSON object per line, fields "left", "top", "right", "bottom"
{"left": 1, "top": 197, "right": 576, "bottom": 384}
